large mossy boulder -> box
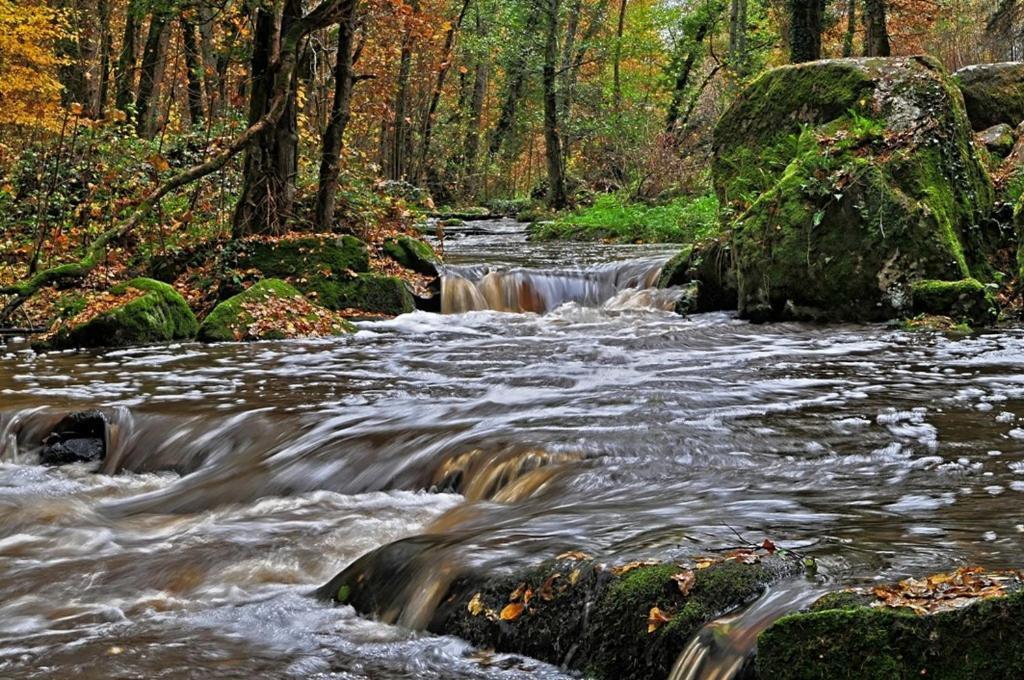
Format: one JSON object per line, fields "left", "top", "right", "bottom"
{"left": 757, "top": 568, "right": 1024, "bottom": 679}
{"left": 318, "top": 538, "right": 799, "bottom": 680}
{"left": 197, "top": 279, "right": 355, "bottom": 343}
{"left": 225, "top": 234, "right": 370, "bottom": 280}
{"left": 41, "top": 278, "right": 198, "bottom": 350}
{"left": 910, "top": 278, "right": 997, "bottom": 326}
{"left": 382, "top": 235, "right": 439, "bottom": 276}
{"left": 657, "top": 236, "right": 738, "bottom": 312}
{"left": 306, "top": 273, "right": 415, "bottom": 316}
{"left": 714, "top": 56, "right": 995, "bottom": 322}
{"left": 953, "top": 62, "right": 1024, "bottom": 130}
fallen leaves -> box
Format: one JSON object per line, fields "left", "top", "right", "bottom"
{"left": 499, "top": 602, "right": 525, "bottom": 621}
{"left": 467, "top": 592, "right": 485, "bottom": 616}
{"left": 671, "top": 570, "right": 696, "bottom": 596}
{"left": 647, "top": 606, "right": 670, "bottom": 633}
{"left": 866, "top": 567, "right": 1023, "bottom": 615}
{"left": 611, "top": 559, "right": 660, "bottom": 576}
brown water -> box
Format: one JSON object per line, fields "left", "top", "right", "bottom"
{"left": 2, "top": 219, "right": 1024, "bottom": 678}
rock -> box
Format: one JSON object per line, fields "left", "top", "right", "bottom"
{"left": 197, "top": 279, "right": 355, "bottom": 343}
{"left": 953, "top": 62, "right": 1024, "bottom": 130}
{"left": 224, "top": 235, "right": 370, "bottom": 283}
{"left": 756, "top": 569, "right": 1024, "bottom": 679}
{"left": 382, "top": 235, "right": 440, "bottom": 276}
{"left": 714, "top": 57, "right": 995, "bottom": 322}
{"left": 319, "top": 538, "right": 800, "bottom": 680}
{"left": 910, "top": 278, "right": 996, "bottom": 326}
{"left": 305, "top": 274, "right": 415, "bottom": 316}
{"left": 40, "top": 278, "right": 198, "bottom": 350}
{"left": 40, "top": 411, "right": 106, "bottom": 465}
{"left": 657, "top": 237, "right": 738, "bottom": 312}
{"left": 976, "top": 123, "right": 1016, "bottom": 158}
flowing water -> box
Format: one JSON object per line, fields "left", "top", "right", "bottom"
{"left": 2, "top": 219, "right": 1024, "bottom": 678}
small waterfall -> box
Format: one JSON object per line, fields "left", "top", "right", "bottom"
{"left": 440, "top": 258, "right": 669, "bottom": 314}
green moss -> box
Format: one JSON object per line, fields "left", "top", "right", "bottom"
{"left": 228, "top": 235, "right": 370, "bottom": 279}
{"left": 382, "top": 235, "right": 439, "bottom": 275}
{"left": 197, "top": 278, "right": 355, "bottom": 343}
{"left": 305, "top": 274, "right": 415, "bottom": 316}
{"left": 757, "top": 590, "right": 1024, "bottom": 679}
{"left": 910, "top": 278, "right": 996, "bottom": 325}
{"left": 715, "top": 58, "right": 997, "bottom": 322}
{"left": 954, "top": 63, "right": 1024, "bottom": 130}
{"left": 44, "top": 278, "right": 198, "bottom": 350}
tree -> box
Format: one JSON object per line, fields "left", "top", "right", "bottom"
{"left": 789, "top": 0, "right": 825, "bottom": 62}
{"left": 863, "top": 0, "right": 890, "bottom": 56}
{"left": 0, "top": 0, "right": 67, "bottom": 130}
{"left": 542, "top": 0, "right": 567, "bottom": 208}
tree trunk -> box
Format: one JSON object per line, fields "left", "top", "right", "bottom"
{"left": 385, "top": 0, "right": 421, "bottom": 181}
{"left": 612, "top": 0, "right": 628, "bottom": 110}
{"left": 135, "top": 12, "right": 171, "bottom": 137}
{"left": 462, "top": 16, "right": 488, "bottom": 196}
{"left": 233, "top": 0, "right": 303, "bottom": 237}
{"left": 789, "top": 0, "right": 825, "bottom": 63}
{"left": 729, "top": 0, "right": 748, "bottom": 73}
{"left": 488, "top": 6, "right": 541, "bottom": 157}
{"left": 842, "top": 0, "right": 856, "bottom": 56}
{"left": 665, "top": 12, "right": 715, "bottom": 133}
{"left": 315, "top": 0, "right": 359, "bottom": 230}
{"left": 542, "top": 0, "right": 567, "bottom": 209}
{"left": 414, "top": 0, "right": 472, "bottom": 184}
{"left": 115, "top": 0, "right": 140, "bottom": 115}
{"left": 863, "top": 0, "right": 891, "bottom": 56}
{"left": 181, "top": 18, "right": 205, "bottom": 125}
{"left": 197, "top": 4, "right": 220, "bottom": 118}
{"left": 96, "top": 0, "right": 113, "bottom": 116}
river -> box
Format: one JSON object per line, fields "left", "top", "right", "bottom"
{"left": 1, "top": 219, "right": 1023, "bottom": 678}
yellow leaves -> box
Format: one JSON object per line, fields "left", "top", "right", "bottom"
{"left": 467, "top": 592, "right": 485, "bottom": 616}
{"left": 647, "top": 606, "right": 670, "bottom": 633}
{"left": 611, "top": 560, "right": 660, "bottom": 576}
{"left": 0, "top": 0, "right": 69, "bottom": 131}
{"left": 499, "top": 602, "right": 525, "bottom": 621}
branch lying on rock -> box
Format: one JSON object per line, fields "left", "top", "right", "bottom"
{"left": 0, "top": 0, "right": 348, "bottom": 325}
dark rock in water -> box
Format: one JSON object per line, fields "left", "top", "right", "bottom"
{"left": 953, "top": 62, "right": 1024, "bottom": 131}
{"left": 306, "top": 274, "right": 415, "bottom": 316}
{"left": 319, "top": 537, "right": 801, "bottom": 680}
{"left": 714, "top": 57, "right": 995, "bottom": 322}
{"left": 976, "top": 123, "right": 1016, "bottom": 158}
{"left": 40, "top": 411, "right": 106, "bottom": 466}
{"left": 757, "top": 568, "right": 1024, "bottom": 679}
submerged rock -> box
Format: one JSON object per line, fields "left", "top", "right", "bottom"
{"left": 382, "top": 235, "right": 440, "bottom": 276}
{"left": 197, "top": 279, "right": 355, "bottom": 343}
{"left": 40, "top": 411, "right": 106, "bottom": 465}
{"left": 319, "top": 538, "right": 800, "bottom": 680}
{"left": 714, "top": 57, "right": 995, "bottom": 322}
{"left": 953, "top": 62, "right": 1024, "bottom": 130}
{"left": 40, "top": 278, "right": 198, "bottom": 350}
{"left": 757, "top": 567, "right": 1024, "bottom": 679}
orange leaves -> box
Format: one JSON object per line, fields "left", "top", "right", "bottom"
{"left": 499, "top": 602, "right": 525, "bottom": 621}
{"left": 866, "top": 567, "right": 1023, "bottom": 615}
{"left": 647, "top": 606, "right": 670, "bottom": 633}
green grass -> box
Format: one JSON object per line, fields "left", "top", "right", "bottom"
{"left": 530, "top": 193, "right": 720, "bottom": 244}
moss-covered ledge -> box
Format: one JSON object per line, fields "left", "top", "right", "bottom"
{"left": 757, "top": 568, "right": 1024, "bottom": 679}
{"left": 317, "top": 538, "right": 802, "bottom": 680}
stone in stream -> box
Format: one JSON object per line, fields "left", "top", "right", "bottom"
{"left": 756, "top": 567, "right": 1024, "bottom": 679}
{"left": 197, "top": 279, "right": 355, "bottom": 342}
{"left": 953, "top": 62, "right": 1024, "bottom": 131}
{"left": 714, "top": 57, "right": 998, "bottom": 323}
{"left": 657, "top": 236, "right": 738, "bottom": 313}
{"left": 36, "top": 278, "right": 198, "bottom": 351}
{"left": 40, "top": 411, "right": 106, "bottom": 465}
{"left": 305, "top": 273, "right": 415, "bottom": 316}
{"left": 382, "top": 235, "right": 440, "bottom": 277}
{"left": 317, "top": 537, "right": 801, "bottom": 680}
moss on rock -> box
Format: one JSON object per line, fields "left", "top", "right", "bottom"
{"left": 318, "top": 537, "right": 799, "bottom": 680}
{"left": 657, "top": 237, "right": 738, "bottom": 312}
{"left": 197, "top": 278, "right": 355, "bottom": 343}
{"left": 41, "top": 278, "right": 198, "bottom": 350}
{"left": 306, "top": 273, "right": 415, "bottom": 316}
{"left": 382, "top": 235, "right": 439, "bottom": 276}
{"left": 714, "top": 57, "right": 995, "bottom": 322}
{"left": 976, "top": 123, "right": 1016, "bottom": 159}
{"left": 953, "top": 62, "right": 1024, "bottom": 131}
{"left": 757, "top": 589, "right": 1024, "bottom": 679}
{"left": 910, "top": 278, "right": 996, "bottom": 326}
{"left": 226, "top": 234, "right": 370, "bottom": 281}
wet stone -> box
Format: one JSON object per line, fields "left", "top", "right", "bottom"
{"left": 40, "top": 411, "right": 107, "bottom": 466}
